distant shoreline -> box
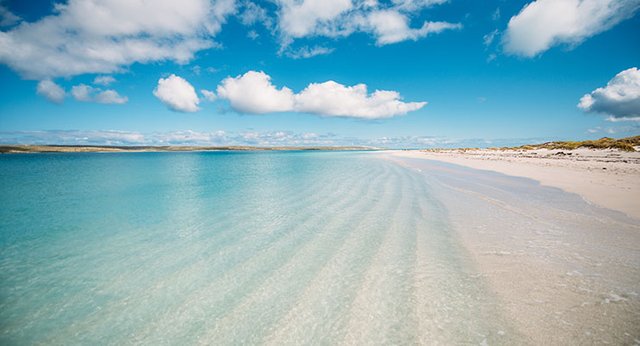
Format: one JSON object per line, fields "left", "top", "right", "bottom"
{"left": 0, "top": 145, "right": 381, "bottom": 154}
{"left": 3, "top": 135, "right": 638, "bottom": 154}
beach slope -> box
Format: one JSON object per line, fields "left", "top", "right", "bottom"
{"left": 393, "top": 147, "right": 640, "bottom": 219}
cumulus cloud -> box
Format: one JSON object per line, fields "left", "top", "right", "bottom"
{"left": 216, "top": 71, "right": 426, "bottom": 118}
{"left": 578, "top": 67, "right": 640, "bottom": 121}
{"left": 217, "top": 71, "right": 294, "bottom": 114}
{"left": 0, "top": 0, "right": 236, "bottom": 80}
{"left": 366, "top": 10, "right": 461, "bottom": 45}
{"left": 154, "top": 75, "right": 200, "bottom": 112}
{"left": 36, "top": 80, "right": 65, "bottom": 103}
{"left": 503, "top": 0, "right": 640, "bottom": 57}
{"left": 295, "top": 80, "right": 426, "bottom": 118}
{"left": 93, "top": 75, "right": 116, "bottom": 86}
{"left": 95, "top": 90, "right": 128, "bottom": 104}
{"left": 71, "top": 84, "right": 128, "bottom": 104}
{"left": 277, "top": 0, "right": 353, "bottom": 39}
{"left": 71, "top": 84, "right": 93, "bottom": 102}
{"left": 275, "top": 0, "right": 459, "bottom": 47}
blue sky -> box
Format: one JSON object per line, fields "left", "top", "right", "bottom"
{"left": 0, "top": 0, "right": 639, "bottom": 148}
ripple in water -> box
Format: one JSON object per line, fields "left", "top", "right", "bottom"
{"left": 1, "top": 151, "right": 514, "bottom": 344}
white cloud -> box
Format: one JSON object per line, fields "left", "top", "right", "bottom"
{"left": 367, "top": 10, "right": 460, "bottom": 45}
{"left": 285, "top": 46, "right": 335, "bottom": 59}
{"left": 277, "top": 0, "right": 353, "bottom": 39}
{"left": 587, "top": 126, "right": 616, "bottom": 134}
{"left": 206, "top": 67, "right": 220, "bottom": 74}
{"left": 239, "top": 1, "right": 273, "bottom": 29}
{"left": 154, "top": 74, "right": 200, "bottom": 112}
{"left": 275, "top": 0, "right": 459, "bottom": 47}
{"left": 0, "top": 0, "right": 236, "bottom": 80}
{"left": 606, "top": 115, "right": 640, "bottom": 122}
{"left": 201, "top": 89, "right": 217, "bottom": 101}
{"left": 36, "top": 80, "right": 65, "bottom": 103}
{"left": 217, "top": 71, "right": 294, "bottom": 114}
{"left": 295, "top": 80, "right": 426, "bottom": 118}
{"left": 483, "top": 29, "right": 498, "bottom": 46}
{"left": 578, "top": 67, "right": 640, "bottom": 121}
{"left": 247, "top": 30, "right": 260, "bottom": 40}
{"left": 0, "top": 5, "right": 21, "bottom": 27}
{"left": 503, "top": 0, "right": 640, "bottom": 57}
{"left": 72, "top": 83, "right": 128, "bottom": 104}
{"left": 1, "top": 130, "right": 574, "bottom": 149}
{"left": 216, "top": 70, "right": 426, "bottom": 118}
{"left": 0, "top": 129, "right": 320, "bottom": 146}
{"left": 391, "top": 0, "right": 448, "bottom": 11}
{"left": 0, "top": 130, "right": 146, "bottom": 145}
{"left": 71, "top": 84, "right": 94, "bottom": 102}
{"left": 93, "top": 75, "right": 116, "bottom": 86}
{"left": 95, "top": 90, "right": 128, "bottom": 104}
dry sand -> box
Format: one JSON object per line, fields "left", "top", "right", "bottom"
{"left": 393, "top": 148, "right": 640, "bottom": 220}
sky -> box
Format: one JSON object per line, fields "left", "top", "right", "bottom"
{"left": 0, "top": 0, "right": 639, "bottom": 148}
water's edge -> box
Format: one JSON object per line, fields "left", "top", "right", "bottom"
{"left": 1, "top": 152, "right": 638, "bottom": 344}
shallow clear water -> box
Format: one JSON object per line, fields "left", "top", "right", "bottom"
{"left": 1, "top": 151, "right": 512, "bottom": 344}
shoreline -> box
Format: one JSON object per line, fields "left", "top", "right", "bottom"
{"left": 386, "top": 151, "right": 640, "bottom": 344}
{"left": 392, "top": 148, "right": 640, "bottom": 220}
{"left": 0, "top": 145, "right": 380, "bottom": 154}
{"left": 1, "top": 149, "right": 638, "bottom": 344}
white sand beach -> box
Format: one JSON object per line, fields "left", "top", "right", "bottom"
{"left": 387, "top": 149, "right": 640, "bottom": 344}
{"left": 393, "top": 148, "right": 640, "bottom": 219}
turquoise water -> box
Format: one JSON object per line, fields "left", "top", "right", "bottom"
{"left": 0, "top": 151, "right": 510, "bottom": 344}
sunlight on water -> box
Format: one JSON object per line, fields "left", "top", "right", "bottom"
{"left": 1, "top": 152, "right": 511, "bottom": 344}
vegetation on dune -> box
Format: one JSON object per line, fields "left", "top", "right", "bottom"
{"left": 508, "top": 136, "right": 640, "bottom": 152}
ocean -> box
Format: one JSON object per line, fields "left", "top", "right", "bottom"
{"left": 1, "top": 151, "right": 637, "bottom": 344}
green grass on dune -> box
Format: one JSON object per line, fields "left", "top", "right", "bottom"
{"left": 508, "top": 136, "right": 640, "bottom": 152}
